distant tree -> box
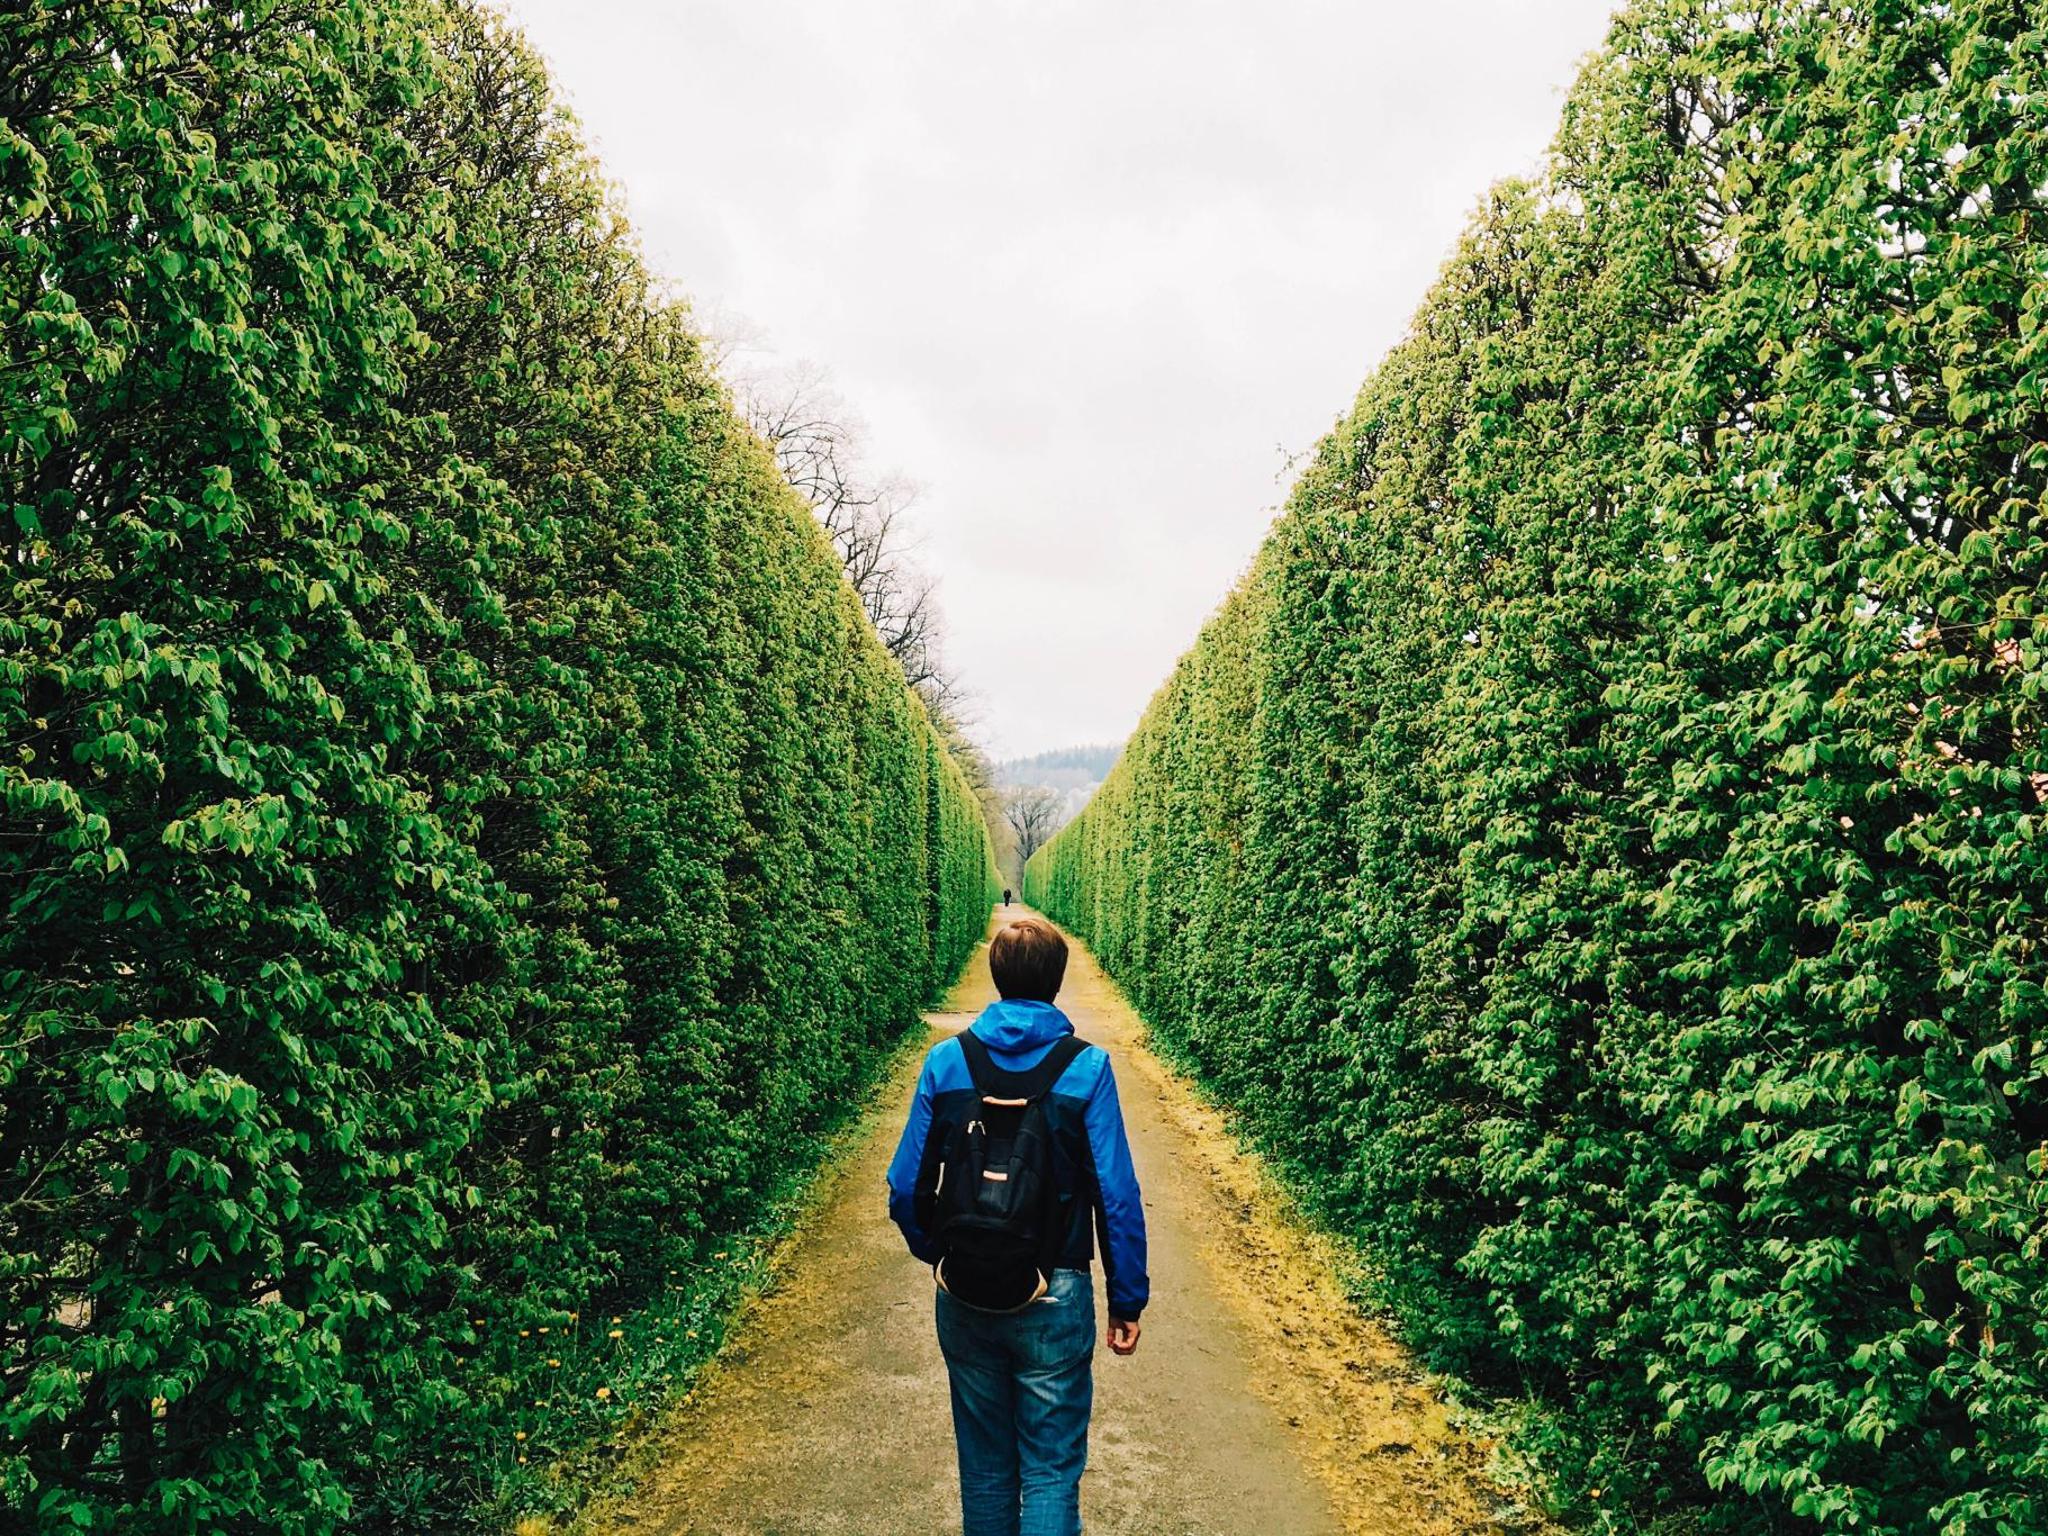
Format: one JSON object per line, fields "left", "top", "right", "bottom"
{"left": 1003, "top": 785, "right": 1065, "bottom": 868}
{"left": 932, "top": 710, "right": 1015, "bottom": 874}
{"left": 722, "top": 351, "right": 961, "bottom": 715}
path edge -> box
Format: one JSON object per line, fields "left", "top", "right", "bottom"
{"left": 550, "top": 936, "right": 994, "bottom": 1535}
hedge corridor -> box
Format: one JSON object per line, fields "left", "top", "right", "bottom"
{"left": 1028, "top": 2, "right": 2046, "bottom": 1532}
{"left": 0, "top": 3, "right": 998, "bottom": 1530}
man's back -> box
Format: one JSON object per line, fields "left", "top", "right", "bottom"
{"left": 885, "top": 918, "right": 1146, "bottom": 1536}
{"left": 887, "top": 998, "right": 1148, "bottom": 1322}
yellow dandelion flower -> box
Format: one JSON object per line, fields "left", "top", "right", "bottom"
{"left": 611, "top": 1316, "right": 622, "bottom": 1324}
{"left": 515, "top": 1431, "right": 527, "bottom": 1442}
{"left": 595, "top": 1386, "right": 611, "bottom": 1400}
{"left": 517, "top": 1454, "right": 527, "bottom": 1465}
{"left": 537, "top": 1326, "right": 549, "bottom": 1335}
{"left": 687, "top": 1329, "right": 698, "bottom": 1339}
{"left": 609, "top": 1328, "right": 623, "bottom": 1339}
{"left": 547, "top": 1358, "right": 560, "bottom": 1368}
{"left": 518, "top": 1329, "right": 530, "bottom": 1338}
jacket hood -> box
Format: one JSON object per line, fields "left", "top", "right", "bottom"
{"left": 969, "top": 998, "right": 1075, "bottom": 1057}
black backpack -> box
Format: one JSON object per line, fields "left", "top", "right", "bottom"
{"left": 918, "top": 1031, "right": 1087, "bottom": 1313}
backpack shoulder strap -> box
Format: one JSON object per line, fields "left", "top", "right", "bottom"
{"left": 955, "top": 1029, "right": 998, "bottom": 1096}
{"left": 955, "top": 1029, "right": 1089, "bottom": 1102}
{"left": 1018, "top": 1034, "right": 1088, "bottom": 1100}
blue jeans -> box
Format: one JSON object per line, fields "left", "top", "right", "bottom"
{"left": 934, "top": 1266, "right": 1094, "bottom": 1536}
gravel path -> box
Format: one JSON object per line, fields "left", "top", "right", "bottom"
{"left": 576, "top": 910, "right": 1537, "bottom": 1535}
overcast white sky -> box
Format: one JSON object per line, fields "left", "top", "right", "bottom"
{"left": 497, "top": 0, "right": 1619, "bottom": 759}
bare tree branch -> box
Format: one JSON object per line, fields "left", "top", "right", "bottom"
{"left": 730, "top": 355, "right": 966, "bottom": 718}
{"left": 1002, "top": 785, "right": 1065, "bottom": 868}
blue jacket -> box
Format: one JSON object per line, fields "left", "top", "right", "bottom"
{"left": 886, "top": 998, "right": 1149, "bottom": 1320}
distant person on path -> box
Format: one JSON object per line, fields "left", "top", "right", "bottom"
{"left": 887, "top": 917, "right": 1148, "bottom": 1536}
{"left": 1002, "top": 887, "right": 1013, "bottom": 906}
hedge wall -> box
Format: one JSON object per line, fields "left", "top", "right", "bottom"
{"left": 0, "top": 3, "right": 995, "bottom": 1530}
{"left": 1028, "top": 2, "right": 2046, "bottom": 1531}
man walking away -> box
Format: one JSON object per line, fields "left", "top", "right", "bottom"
{"left": 886, "top": 918, "right": 1147, "bottom": 1536}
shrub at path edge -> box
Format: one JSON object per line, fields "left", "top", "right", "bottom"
{"left": 1030, "top": 2, "right": 2047, "bottom": 1531}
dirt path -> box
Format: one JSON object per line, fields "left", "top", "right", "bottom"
{"left": 575, "top": 910, "right": 1540, "bottom": 1535}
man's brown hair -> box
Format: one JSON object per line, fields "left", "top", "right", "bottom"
{"left": 989, "top": 918, "right": 1068, "bottom": 1002}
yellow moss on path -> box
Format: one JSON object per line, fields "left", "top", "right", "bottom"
{"left": 569, "top": 910, "right": 1546, "bottom": 1535}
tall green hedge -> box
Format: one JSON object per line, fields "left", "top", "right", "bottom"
{"left": 1029, "top": 2, "right": 2046, "bottom": 1531}
{"left": 0, "top": 3, "right": 995, "bottom": 1530}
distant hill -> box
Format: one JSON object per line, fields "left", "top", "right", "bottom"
{"left": 995, "top": 744, "right": 1120, "bottom": 795}
{"left": 995, "top": 744, "right": 1121, "bottom": 837}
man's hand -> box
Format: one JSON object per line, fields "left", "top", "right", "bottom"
{"left": 1106, "top": 1316, "right": 1141, "bottom": 1356}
